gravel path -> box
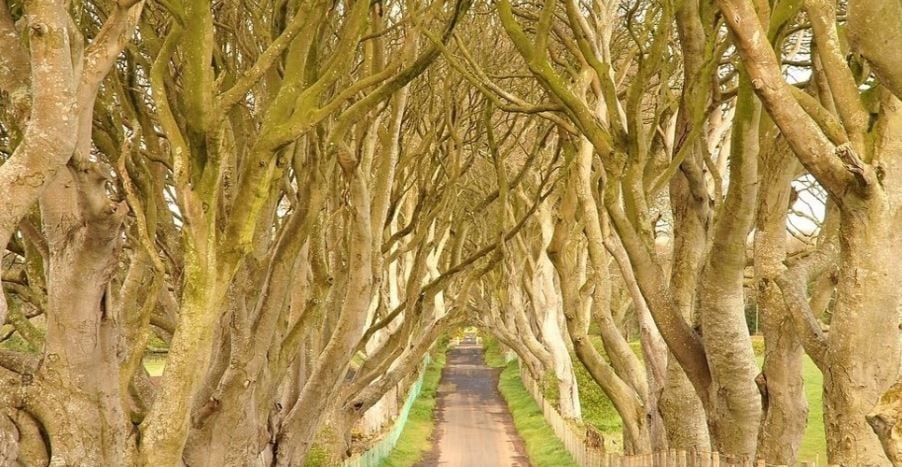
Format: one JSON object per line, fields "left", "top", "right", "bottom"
{"left": 415, "top": 344, "right": 530, "bottom": 467}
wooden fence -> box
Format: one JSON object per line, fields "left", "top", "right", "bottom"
{"left": 341, "top": 355, "right": 431, "bottom": 467}
{"left": 519, "top": 366, "right": 819, "bottom": 467}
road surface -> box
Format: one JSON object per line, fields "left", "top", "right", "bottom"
{"left": 416, "top": 344, "right": 530, "bottom": 467}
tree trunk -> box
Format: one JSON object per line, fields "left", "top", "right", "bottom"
{"left": 696, "top": 77, "right": 763, "bottom": 457}
{"left": 273, "top": 169, "right": 374, "bottom": 466}
{"left": 531, "top": 203, "right": 582, "bottom": 419}
{"left": 605, "top": 232, "right": 667, "bottom": 449}
{"left": 34, "top": 167, "right": 132, "bottom": 465}
{"left": 0, "top": 0, "right": 77, "bottom": 325}
{"left": 754, "top": 135, "right": 807, "bottom": 464}
{"left": 548, "top": 178, "right": 652, "bottom": 454}
{"left": 718, "top": 1, "right": 902, "bottom": 462}
{"left": 822, "top": 197, "right": 901, "bottom": 464}
{"left": 138, "top": 254, "right": 234, "bottom": 465}
{"left": 661, "top": 163, "right": 710, "bottom": 451}
{"left": 867, "top": 381, "right": 902, "bottom": 464}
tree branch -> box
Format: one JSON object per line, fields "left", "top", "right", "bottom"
{"left": 717, "top": 0, "right": 853, "bottom": 199}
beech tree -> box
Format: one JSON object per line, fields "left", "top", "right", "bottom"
{"left": 719, "top": 0, "right": 902, "bottom": 462}
{"left": 0, "top": 0, "right": 145, "bottom": 463}
{"left": 2, "top": 0, "right": 901, "bottom": 465}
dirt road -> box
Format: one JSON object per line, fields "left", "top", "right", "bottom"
{"left": 416, "top": 344, "right": 530, "bottom": 467}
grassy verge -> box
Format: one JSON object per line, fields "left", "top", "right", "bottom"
{"left": 799, "top": 356, "right": 825, "bottom": 463}
{"left": 380, "top": 343, "right": 448, "bottom": 467}
{"left": 483, "top": 337, "right": 578, "bottom": 467}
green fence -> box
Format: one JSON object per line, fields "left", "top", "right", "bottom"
{"left": 342, "top": 354, "right": 431, "bottom": 467}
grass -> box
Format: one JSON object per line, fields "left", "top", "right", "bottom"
{"left": 571, "top": 355, "right": 624, "bottom": 452}
{"left": 143, "top": 353, "right": 167, "bottom": 377}
{"left": 484, "top": 337, "right": 579, "bottom": 467}
{"left": 379, "top": 343, "right": 448, "bottom": 467}
{"left": 799, "top": 356, "right": 826, "bottom": 462}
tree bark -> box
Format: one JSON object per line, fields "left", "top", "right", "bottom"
{"left": 719, "top": 1, "right": 902, "bottom": 461}
{"left": 754, "top": 136, "right": 807, "bottom": 464}
{"left": 274, "top": 168, "right": 374, "bottom": 466}
{"left": 34, "top": 166, "right": 131, "bottom": 465}
{"left": 0, "top": 0, "right": 77, "bottom": 324}
{"left": 696, "top": 77, "right": 762, "bottom": 457}
{"left": 548, "top": 175, "right": 652, "bottom": 454}
{"left": 867, "top": 381, "right": 902, "bottom": 464}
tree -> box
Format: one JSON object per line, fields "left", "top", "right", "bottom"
{"left": 2, "top": 0, "right": 901, "bottom": 464}
{"left": 720, "top": 0, "right": 902, "bottom": 462}
{"left": 0, "top": 0, "right": 145, "bottom": 463}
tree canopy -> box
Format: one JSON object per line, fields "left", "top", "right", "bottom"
{"left": 1, "top": 0, "right": 901, "bottom": 465}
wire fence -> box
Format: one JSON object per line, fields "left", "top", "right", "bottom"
{"left": 519, "top": 366, "right": 820, "bottom": 467}
{"left": 341, "top": 354, "right": 432, "bottom": 467}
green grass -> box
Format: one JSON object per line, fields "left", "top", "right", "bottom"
{"left": 380, "top": 345, "right": 448, "bottom": 467}
{"left": 571, "top": 356, "right": 624, "bottom": 451}
{"left": 484, "top": 337, "right": 578, "bottom": 467}
{"left": 799, "top": 356, "right": 826, "bottom": 462}
{"left": 143, "top": 353, "right": 167, "bottom": 377}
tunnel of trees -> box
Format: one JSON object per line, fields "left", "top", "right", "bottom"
{"left": 1, "top": 0, "right": 901, "bottom": 464}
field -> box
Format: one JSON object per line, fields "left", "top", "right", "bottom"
{"left": 143, "top": 353, "right": 166, "bottom": 377}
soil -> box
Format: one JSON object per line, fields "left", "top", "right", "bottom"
{"left": 415, "top": 344, "right": 531, "bottom": 467}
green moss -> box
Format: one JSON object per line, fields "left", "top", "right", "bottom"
{"left": 305, "top": 423, "right": 346, "bottom": 467}
{"left": 543, "top": 370, "right": 560, "bottom": 405}
{"left": 147, "top": 334, "right": 169, "bottom": 353}
{"left": 0, "top": 332, "right": 38, "bottom": 353}
{"left": 482, "top": 333, "right": 506, "bottom": 367}
{"left": 304, "top": 444, "right": 331, "bottom": 467}
{"left": 379, "top": 344, "right": 448, "bottom": 467}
